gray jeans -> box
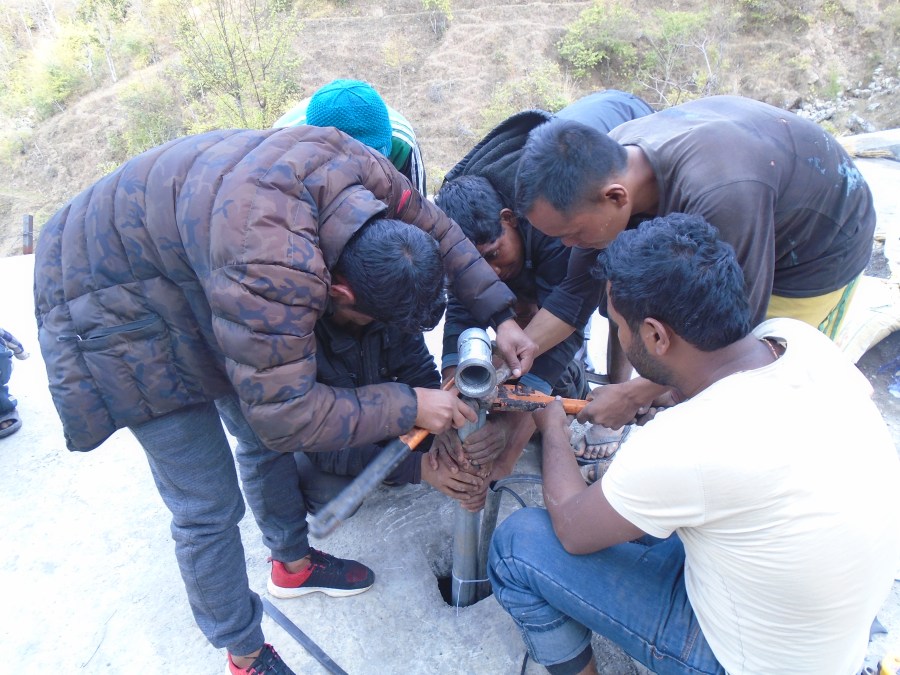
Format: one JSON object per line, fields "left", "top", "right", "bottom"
{"left": 130, "top": 394, "right": 310, "bottom": 654}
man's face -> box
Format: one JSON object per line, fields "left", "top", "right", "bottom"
{"left": 607, "top": 288, "right": 675, "bottom": 388}
{"left": 475, "top": 215, "right": 525, "bottom": 281}
{"left": 331, "top": 304, "right": 376, "bottom": 328}
{"left": 526, "top": 197, "right": 629, "bottom": 250}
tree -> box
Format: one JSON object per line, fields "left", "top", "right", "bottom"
{"left": 76, "top": 0, "right": 131, "bottom": 83}
{"left": 166, "top": 0, "right": 303, "bottom": 130}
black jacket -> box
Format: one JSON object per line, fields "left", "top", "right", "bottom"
{"left": 305, "top": 314, "right": 439, "bottom": 484}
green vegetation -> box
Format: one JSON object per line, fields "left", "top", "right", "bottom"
{"left": 168, "top": 0, "right": 304, "bottom": 132}
{"left": 480, "top": 60, "right": 570, "bottom": 134}
{"left": 107, "top": 74, "right": 184, "bottom": 161}
{"left": 0, "top": 0, "right": 160, "bottom": 122}
{"left": 422, "top": 0, "right": 452, "bottom": 38}
{"left": 558, "top": 2, "right": 727, "bottom": 105}
{"left": 557, "top": 1, "right": 638, "bottom": 79}
{"left": 735, "top": 0, "right": 809, "bottom": 32}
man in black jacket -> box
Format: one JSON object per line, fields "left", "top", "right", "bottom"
{"left": 292, "top": 306, "right": 487, "bottom": 518}
{"left": 432, "top": 91, "right": 654, "bottom": 478}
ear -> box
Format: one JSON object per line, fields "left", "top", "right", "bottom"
{"left": 641, "top": 317, "right": 672, "bottom": 356}
{"left": 499, "top": 208, "right": 518, "bottom": 229}
{"left": 328, "top": 279, "right": 357, "bottom": 307}
{"left": 602, "top": 183, "right": 630, "bottom": 207}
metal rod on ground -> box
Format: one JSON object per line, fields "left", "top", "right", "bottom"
{"left": 261, "top": 598, "right": 348, "bottom": 675}
{"left": 451, "top": 399, "right": 485, "bottom": 608}
{"left": 308, "top": 377, "right": 456, "bottom": 538}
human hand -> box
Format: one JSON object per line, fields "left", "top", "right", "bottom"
{"left": 428, "top": 429, "right": 464, "bottom": 474}
{"left": 461, "top": 418, "right": 508, "bottom": 464}
{"left": 414, "top": 388, "right": 477, "bottom": 434}
{"left": 635, "top": 388, "right": 682, "bottom": 425}
{"left": 575, "top": 383, "right": 644, "bottom": 429}
{"left": 494, "top": 318, "right": 536, "bottom": 379}
{"left": 421, "top": 455, "right": 487, "bottom": 512}
{"left": 532, "top": 398, "right": 568, "bottom": 435}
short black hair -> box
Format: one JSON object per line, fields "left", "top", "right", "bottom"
{"left": 334, "top": 218, "right": 447, "bottom": 333}
{"left": 435, "top": 176, "right": 504, "bottom": 246}
{"left": 515, "top": 118, "right": 627, "bottom": 216}
{"left": 595, "top": 213, "right": 751, "bottom": 351}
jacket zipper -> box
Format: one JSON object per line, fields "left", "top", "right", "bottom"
{"left": 57, "top": 315, "right": 158, "bottom": 342}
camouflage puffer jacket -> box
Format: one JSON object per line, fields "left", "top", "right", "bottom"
{"left": 34, "top": 126, "right": 515, "bottom": 453}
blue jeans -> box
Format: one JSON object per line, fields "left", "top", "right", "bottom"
{"left": 488, "top": 508, "right": 725, "bottom": 675}
{"left": 130, "top": 394, "right": 310, "bottom": 655}
{"left": 0, "top": 346, "right": 15, "bottom": 413}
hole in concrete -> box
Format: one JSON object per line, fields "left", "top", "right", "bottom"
{"left": 434, "top": 573, "right": 493, "bottom": 606}
{"left": 437, "top": 574, "right": 453, "bottom": 604}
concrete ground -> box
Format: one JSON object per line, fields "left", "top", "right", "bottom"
{"left": 1, "top": 151, "right": 898, "bottom": 673}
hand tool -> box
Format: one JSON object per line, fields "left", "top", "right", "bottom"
{"left": 308, "top": 377, "right": 455, "bottom": 538}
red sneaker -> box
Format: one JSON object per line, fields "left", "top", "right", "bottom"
{"left": 227, "top": 644, "right": 295, "bottom": 674}
{"left": 267, "top": 549, "right": 375, "bottom": 599}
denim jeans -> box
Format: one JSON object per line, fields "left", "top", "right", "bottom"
{"left": 0, "top": 346, "right": 15, "bottom": 414}
{"left": 131, "top": 394, "right": 310, "bottom": 655}
{"left": 488, "top": 508, "right": 725, "bottom": 675}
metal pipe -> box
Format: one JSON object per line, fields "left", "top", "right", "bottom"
{"left": 451, "top": 400, "right": 485, "bottom": 607}
{"left": 476, "top": 473, "right": 544, "bottom": 601}
{"left": 456, "top": 327, "right": 496, "bottom": 400}
{"left": 476, "top": 483, "right": 501, "bottom": 601}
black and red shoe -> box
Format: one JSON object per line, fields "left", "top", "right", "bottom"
{"left": 227, "top": 644, "right": 295, "bottom": 675}
{"left": 267, "top": 549, "right": 375, "bottom": 599}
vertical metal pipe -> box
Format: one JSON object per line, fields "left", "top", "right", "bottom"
{"left": 451, "top": 400, "right": 485, "bottom": 607}
{"left": 475, "top": 483, "right": 501, "bottom": 601}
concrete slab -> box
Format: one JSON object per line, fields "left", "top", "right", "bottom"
{"left": 3, "top": 150, "right": 899, "bottom": 673}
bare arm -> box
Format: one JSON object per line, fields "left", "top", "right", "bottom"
{"left": 606, "top": 324, "right": 633, "bottom": 384}
{"left": 524, "top": 308, "right": 577, "bottom": 358}
{"left": 534, "top": 400, "right": 644, "bottom": 554}
{"left": 576, "top": 378, "right": 669, "bottom": 428}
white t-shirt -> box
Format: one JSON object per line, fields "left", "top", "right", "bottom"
{"left": 603, "top": 318, "right": 900, "bottom": 675}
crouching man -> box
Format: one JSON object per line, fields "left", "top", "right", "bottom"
{"left": 293, "top": 233, "right": 485, "bottom": 515}
{"left": 488, "top": 213, "right": 900, "bottom": 674}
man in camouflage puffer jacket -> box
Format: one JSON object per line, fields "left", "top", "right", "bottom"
{"left": 33, "top": 126, "right": 535, "bottom": 672}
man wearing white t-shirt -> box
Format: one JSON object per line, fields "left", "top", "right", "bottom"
{"left": 488, "top": 212, "right": 900, "bottom": 675}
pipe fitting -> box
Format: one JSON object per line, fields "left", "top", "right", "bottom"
{"left": 456, "top": 327, "right": 496, "bottom": 400}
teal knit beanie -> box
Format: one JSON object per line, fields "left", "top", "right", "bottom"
{"left": 306, "top": 79, "right": 393, "bottom": 157}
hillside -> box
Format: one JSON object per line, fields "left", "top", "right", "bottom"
{"left": 1, "top": 0, "right": 898, "bottom": 256}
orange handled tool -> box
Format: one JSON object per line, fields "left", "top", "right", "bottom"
{"left": 489, "top": 383, "right": 588, "bottom": 415}
{"left": 309, "top": 378, "right": 455, "bottom": 538}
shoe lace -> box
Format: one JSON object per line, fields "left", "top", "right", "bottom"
{"left": 306, "top": 548, "right": 330, "bottom": 572}
{"left": 246, "top": 645, "right": 284, "bottom": 674}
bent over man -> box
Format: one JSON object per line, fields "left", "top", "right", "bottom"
{"left": 515, "top": 95, "right": 877, "bottom": 427}
{"left": 34, "top": 126, "right": 535, "bottom": 673}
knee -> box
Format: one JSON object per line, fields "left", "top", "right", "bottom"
{"left": 170, "top": 486, "right": 246, "bottom": 539}
{"left": 489, "top": 507, "right": 553, "bottom": 578}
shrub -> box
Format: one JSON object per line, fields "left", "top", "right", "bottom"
{"left": 558, "top": 1, "right": 639, "bottom": 79}
{"left": 479, "top": 60, "right": 570, "bottom": 133}
{"left": 107, "top": 76, "right": 184, "bottom": 161}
